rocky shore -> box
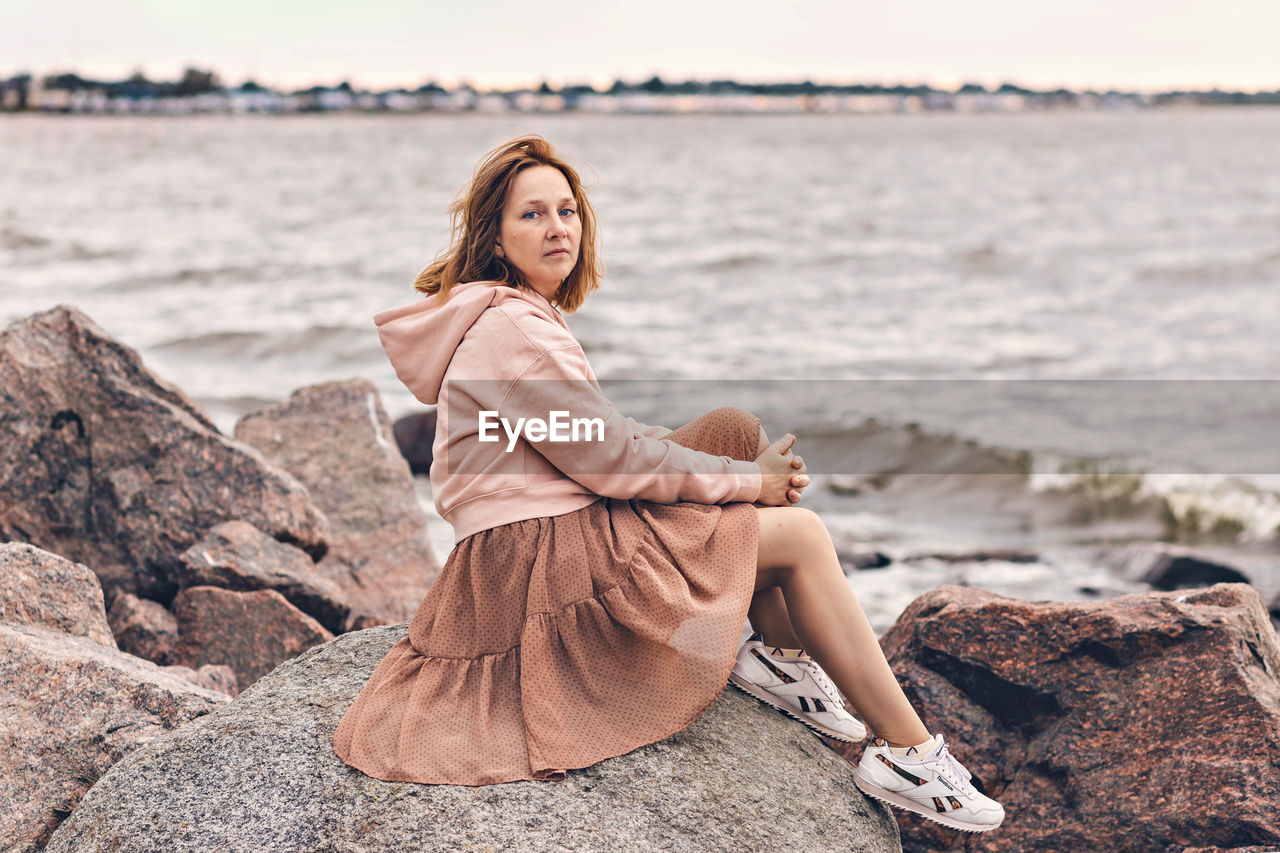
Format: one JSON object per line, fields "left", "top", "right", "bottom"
{"left": 3, "top": 304, "right": 1279, "bottom": 852}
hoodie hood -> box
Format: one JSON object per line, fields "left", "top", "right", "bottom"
{"left": 372, "top": 280, "right": 567, "bottom": 405}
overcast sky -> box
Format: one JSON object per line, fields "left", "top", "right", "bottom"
{"left": 4, "top": 0, "right": 1277, "bottom": 92}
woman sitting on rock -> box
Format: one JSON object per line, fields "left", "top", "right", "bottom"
{"left": 333, "top": 134, "right": 1004, "bottom": 834}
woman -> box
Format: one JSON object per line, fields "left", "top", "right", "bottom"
{"left": 333, "top": 134, "right": 1004, "bottom": 834}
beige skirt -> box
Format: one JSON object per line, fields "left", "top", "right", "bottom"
{"left": 332, "top": 407, "right": 762, "bottom": 785}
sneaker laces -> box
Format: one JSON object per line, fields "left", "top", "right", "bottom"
{"left": 802, "top": 661, "right": 846, "bottom": 709}
{"left": 929, "top": 739, "right": 975, "bottom": 796}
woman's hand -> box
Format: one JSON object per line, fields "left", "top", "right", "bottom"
{"left": 754, "top": 433, "right": 809, "bottom": 506}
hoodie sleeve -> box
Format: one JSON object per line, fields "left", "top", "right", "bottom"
{"left": 492, "top": 344, "right": 761, "bottom": 504}
{"left": 624, "top": 416, "right": 673, "bottom": 441}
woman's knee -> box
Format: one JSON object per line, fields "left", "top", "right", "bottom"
{"left": 756, "top": 506, "right": 830, "bottom": 571}
{"left": 705, "top": 406, "right": 765, "bottom": 459}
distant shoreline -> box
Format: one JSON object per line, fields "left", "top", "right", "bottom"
{"left": 5, "top": 70, "right": 1279, "bottom": 115}
{"left": 4, "top": 103, "right": 1278, "bottom": 119}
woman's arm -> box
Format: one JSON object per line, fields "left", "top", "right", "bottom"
{"left": 491, "top": 344, "right": 760, "bottom": 504}
{"left": 623, "top": 416, "right": 673, "bottom": 441}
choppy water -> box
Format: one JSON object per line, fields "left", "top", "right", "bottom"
{"left": 4, "top": 110, "right": 1279, "bottom": 630}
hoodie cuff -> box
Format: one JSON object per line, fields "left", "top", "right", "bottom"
{"left": 728, "top": 460, "right": 763, "bottom": 503}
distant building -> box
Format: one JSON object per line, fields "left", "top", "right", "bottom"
{"left": 228, "top": 83, "right": 281, "bottom": 113}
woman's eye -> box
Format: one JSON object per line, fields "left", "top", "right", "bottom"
{"left": 560, "top": 208, "right": 576, "bottom": 217}
{"left": 522, "top": 211, "right": 538, "bottom": 219}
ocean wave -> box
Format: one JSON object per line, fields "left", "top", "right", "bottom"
{"left": 0, "top": 226, "right": 52, "bottom": 250}
{"left": 1, "top": 226, "right": 132, "bottom": 264}
{"left": 95, "top": 264, "right": 275, "bottom": 293}
{"left": 150, "top": 324, "right": 374, "bottom": 363}
{"left": 1135, "top": 249, "right": 1280, "bottom": 287}
{"left": 695, "top": 253, "right": 771, "bottom": 273}
{"left": 92, "top": 259, "right": 367, "bottom": 294}
{"left": 1031, "top": 466, "right": 1280, "bottom": 542}
{"left": 806, "top": 416, "right": 1280, "bottom": 544}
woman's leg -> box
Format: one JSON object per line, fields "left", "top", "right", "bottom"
{"left": 756, "top": 505, "right": 931, "bottom": 749}
{"left": 660, "top": 407, "right": 924, "bottom": 743}
{"left": 747, "top": 586, "right": 803, "bottom": 649}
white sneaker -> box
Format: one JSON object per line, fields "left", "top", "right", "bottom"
{"left": 855, "top": 733, "right": 1005, "bottom": 833}
{"left": 728, "top": 631, "right": 868, "bottom": 742}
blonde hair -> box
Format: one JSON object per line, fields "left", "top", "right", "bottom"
{"left": 413, "top": 134, "right": 603, "bottom": 313}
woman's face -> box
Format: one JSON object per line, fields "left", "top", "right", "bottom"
{"left": 496, "top": 165, "right": 581, "bottom": 300}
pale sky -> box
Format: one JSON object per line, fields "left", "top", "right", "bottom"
{"left": 4, "top": 0, "right": 1277, "bottom": 93}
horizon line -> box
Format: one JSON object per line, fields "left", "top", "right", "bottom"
{"left": 5, "top": 65, "right": 1279, "bottom": 97}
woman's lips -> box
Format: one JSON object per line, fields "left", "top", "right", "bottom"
{"left": 546, "top": 249, "right": 570, "bottom": 257}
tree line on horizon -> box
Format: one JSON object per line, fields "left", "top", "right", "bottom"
{"left": 3, "top": 66, "right": 1279, "bottom": 103}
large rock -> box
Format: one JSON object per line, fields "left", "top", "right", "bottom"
{"left": 46, "top": 623, "right": 901, "bottom": 853}
{"left": 838, "top": 583, "right": 1280, "bottom": 853}
{"left": 0, "top": 305, "right": 329, "bottom": 605}
{"left": 234, "top": 380, "right": 439, "bottom": 630}
{"left": 390, "top": 408, "right": 436, "bottom": 475}
{"left": 160, "top": 662, "right": 239, "bottom": 697}
{"left": 176, "top": 519, "right": 350, "bottom": 634}
{"left": 0, "top": 541, "right": 115, "bottom": 646}
{"left": 1102, "top": 542, "right": 1251, "bottom": 590}
{"left": 1, "top": 545, "right": 229, "bottom": 853}
{"left": 171, "top": 585, "right": 333, "bottom": 690}
{"left": 107, "top": 591, "right": 179, "bottom": 664}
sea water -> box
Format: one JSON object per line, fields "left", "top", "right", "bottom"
{"left": 4, "top": 109, "right": 1278, "bottom": 630}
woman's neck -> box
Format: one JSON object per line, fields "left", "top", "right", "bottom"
{"left": 521, "top": 281, "right": 560, "bottom": 310}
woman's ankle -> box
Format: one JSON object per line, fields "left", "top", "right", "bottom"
{"left": 756, "top": 631, "right": 803, "bottom": 651}
{"left": 885, "top": 731, "right": 934, "bottom": 750}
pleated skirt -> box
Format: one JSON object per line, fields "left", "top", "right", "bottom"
{"left": 332, "top": 407, "right": 762, "bottom": 785}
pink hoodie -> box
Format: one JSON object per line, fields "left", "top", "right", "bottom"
{"left": 373, "top": 280, "right": 762, "bottom": 544}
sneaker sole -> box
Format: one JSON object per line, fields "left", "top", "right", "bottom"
{"left": 854, "top": 770, "right": 1003, "bottom": 833}
{"left": 728, "top": 673, "right": 867, "bottom": 743}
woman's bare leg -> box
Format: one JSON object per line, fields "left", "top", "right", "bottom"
{"left": 746, "top": 423, "right": 804, "bottom": 649}
{"left": 756, "top": 505, "right": 931, "bottom": 749}
{"left": 747, "top": 586, "right": 803, "bottom": 649}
